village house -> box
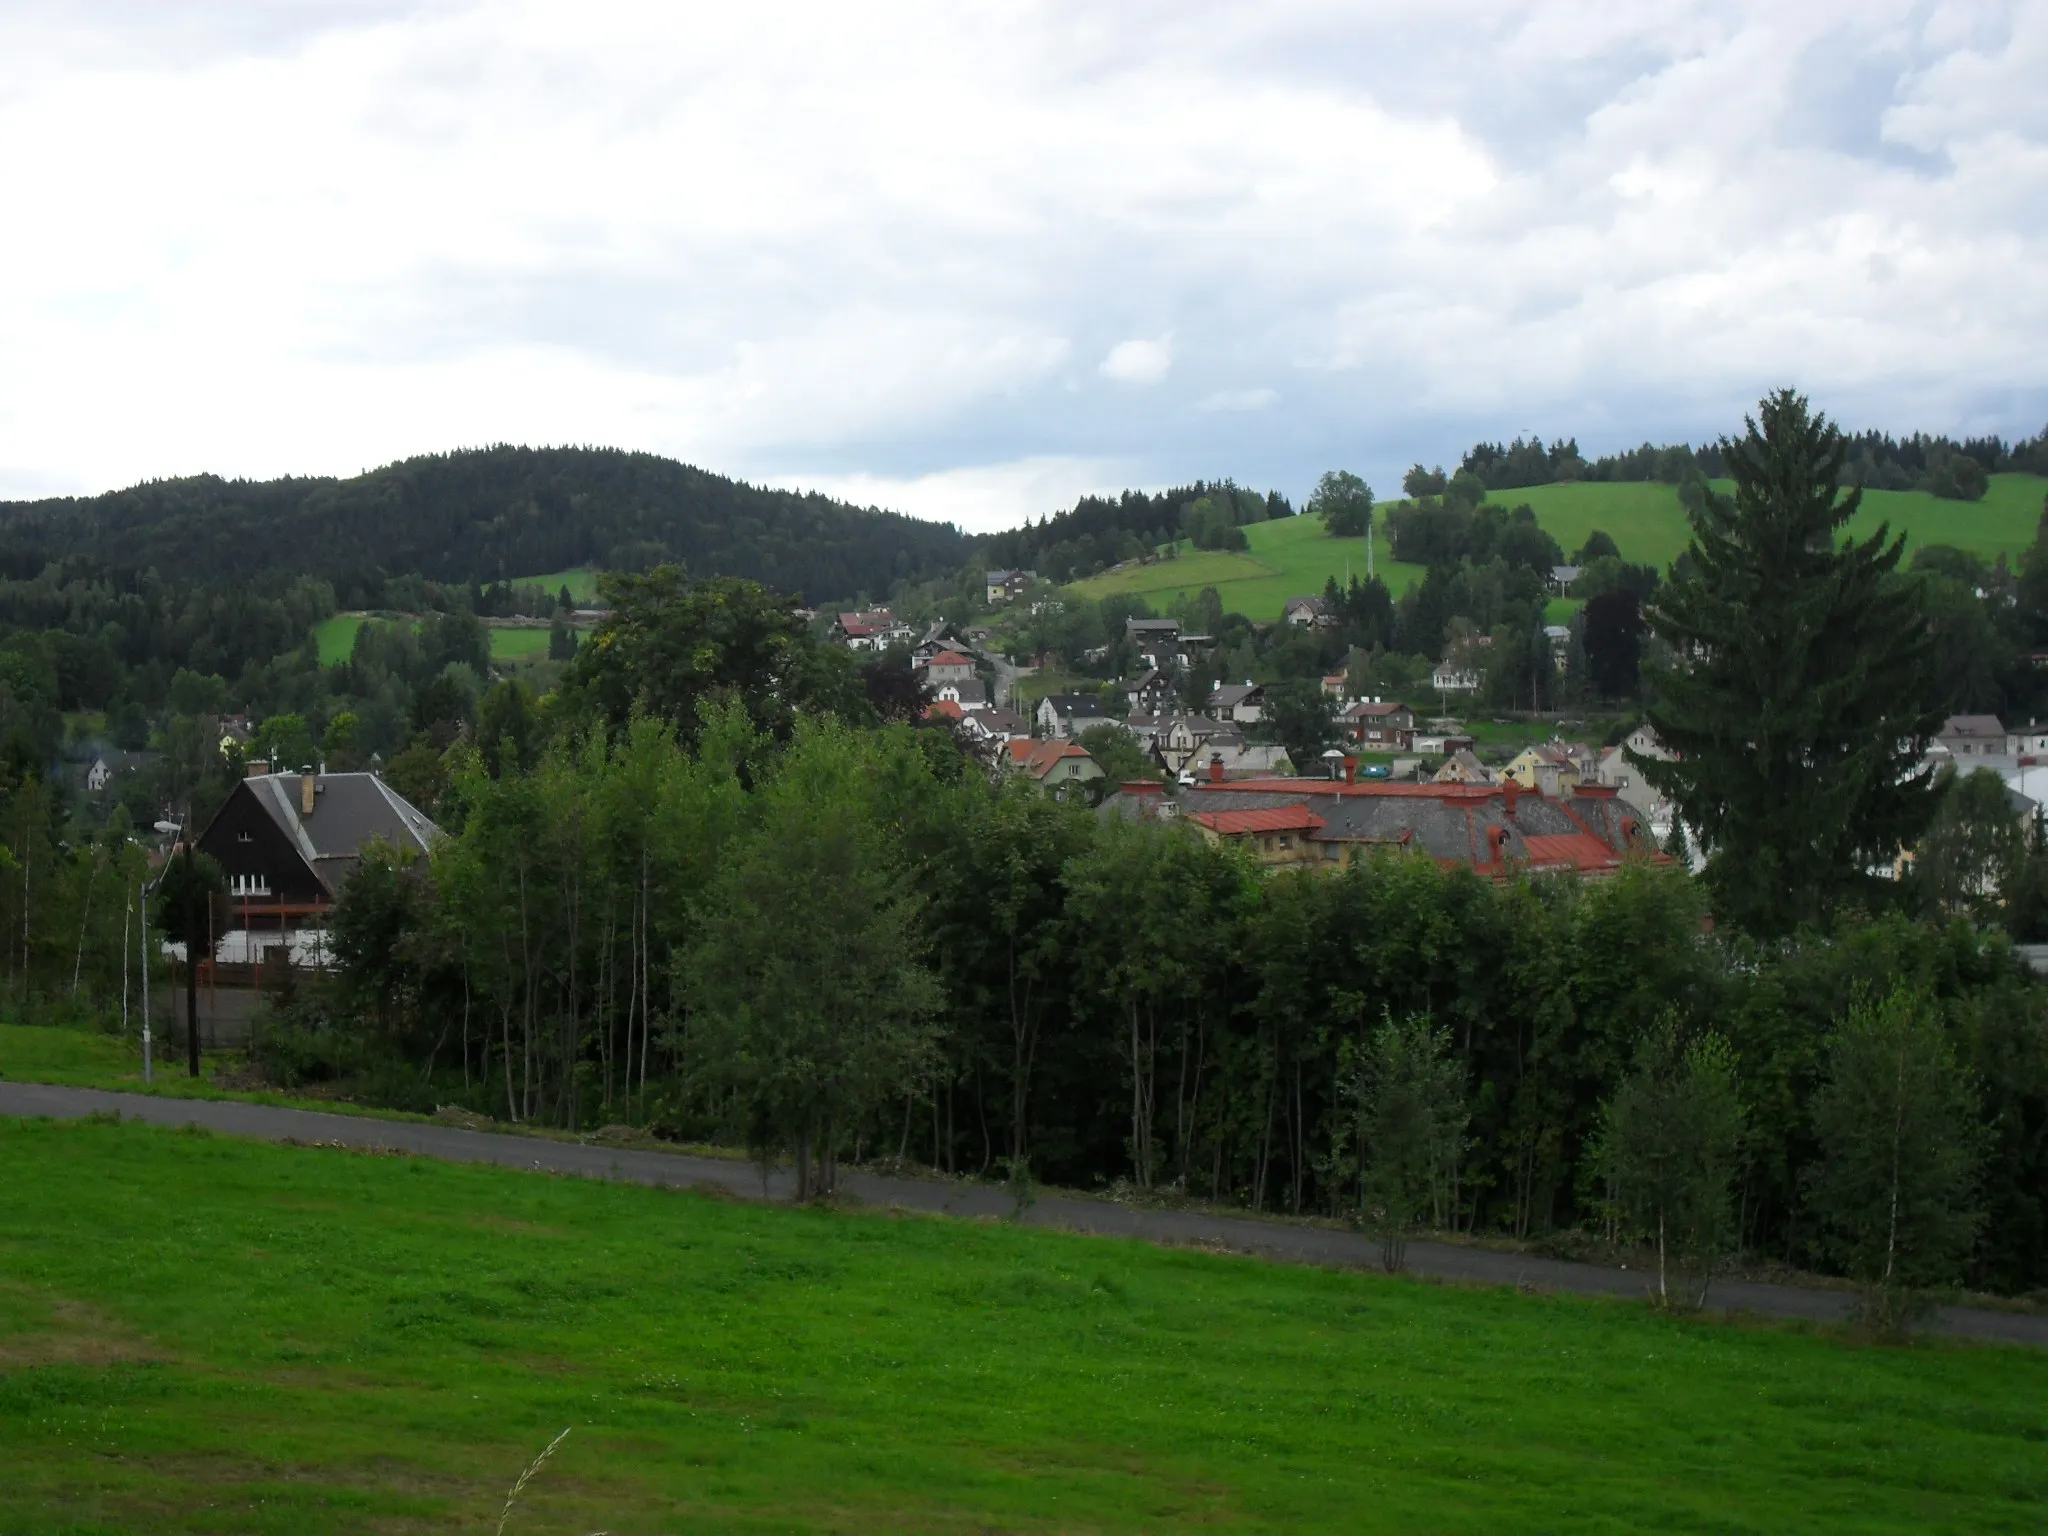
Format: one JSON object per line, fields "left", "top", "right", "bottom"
{"left": 1595, "top": 724, "right": 1675, "bottom": 823}
{"left": 1145, "top": 714, "right": 1226, "bottom": 775}
{"left": 1035, "top": 693, "right": 1112, "bottom": 739}
{"left": 1939, "top": 714, "right": 2009, "bottom": 757}
{"left": 1120, "top": 668, "right": 1176, "bottom": 716}
{"left": 1433, "top": 748, "right": 1496, "bottom": 785}
{"left": 1432, "top": 660, "right": 1482, "bottom": 696}
{"left": 195, "top": 763, "right": 441, "bottom": 951}
{"left": 1207, "top": 681, "right": 1266, "bottom": 725}
{"left": 932, "top": 677, "right": 988, "bottom": 712}
{"left": 1282, "top": 595, "right": 1333, "bottom": 629}
{"left": 985, "top": 569, "right": 1038, "bottom": 604}
{"left": 1503, "top": 743, "right": 1584, "bottom": 796}
{"left": 922, "top": 649, "right": 976, "bottom": 686}
{"left": 1182, "top": 774, "right": 1659, "bottom": 880}
{"left": 1321, "top": 674, "right": 1348, "bottom": 701}
{"left": 1004, "top": 737, "right": 1106, "bottom": 794}
{"left": 1340, "top": 699, "right": 1414, "bottom": 750}
{"left": 960, "top": 707, "right": 1031, "bottom": 746}
{"left": 831, "top": 609, "right": 914, "bottom": 650}
{"left": 1125, "top": 617, "right": 1184, "bottom": 669}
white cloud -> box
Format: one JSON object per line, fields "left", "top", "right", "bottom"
{"left": 1099, "top": 336, "right": 1175, "bottom": 384}
{"left": 768, "top": 456, "right": 1129, "bottom": 536}
{"left": 1200, "top": 388, "right": 1279, "bottom": 413}
{"left": 0, "top": 0, "right": 2040, "bottom": 527}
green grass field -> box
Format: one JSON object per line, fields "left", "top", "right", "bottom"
{"left": 1, "top": 1115, "right": 2042, "bottom": 1533}
{"left": 311, "top": 616, "right": 575, "bottom": 667}
{"left": 1506, "top": 473, "right": 2048, "bottom": 573}
{"left": 1071, "top": 519, "right": 1427, "bottom": 620}
{"left": 1066, "top": 476, "right": 2048, "bottom": 622}
{"left": 520, "top": 567, "right": 602, "bottom": 603}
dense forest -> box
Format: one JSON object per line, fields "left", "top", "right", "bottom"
{"left": 0, "top": 446, "right": 970, "bottom": 607}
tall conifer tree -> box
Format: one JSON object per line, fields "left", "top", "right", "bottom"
{"left": 1638, "top": 389, "right": 1940, "bottom": 937}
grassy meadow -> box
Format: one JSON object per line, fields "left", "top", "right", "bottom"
{"left": 310, "top": 615, "right": 578, "bottom": 668}
{"left": 1, "top": 1115, "right": 2043, "bottom": 1534}
{"left": 1070, "top": 518, "right": 1428, "bottom": 621}
{"left": 1067, "top": 475, "right": 2048, "bottom": 622}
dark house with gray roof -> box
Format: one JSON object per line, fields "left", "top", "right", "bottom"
{"left": 196, "top": 766, "right": 441, "bottom": 926}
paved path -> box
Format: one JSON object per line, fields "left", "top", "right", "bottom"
{"left": 6, "top": 1080, "right": 2044, "bottom": 1350}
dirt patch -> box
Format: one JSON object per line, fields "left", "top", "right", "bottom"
{"left": 0, "top": 1295, "right": 165, "bottom": 1368}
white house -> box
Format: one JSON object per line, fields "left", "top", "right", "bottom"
{"left": 1432, "top": 661, "right": 1482, "bottom": 695}
{"left": 1207, "top": 682, "right": 1266, "bottom": 724}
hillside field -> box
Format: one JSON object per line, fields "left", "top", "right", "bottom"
{"left": 311, "top": 615, "right": 580, "bottom": 667}
{"left": 1067, "top": 475, "right": 2048, "bottom": 622}
{"left": 1070, "top": 517, "right": 1426, "bottom": 618}
{"left": 0, "top": 1115, "right": 2041, "bottom": 1534}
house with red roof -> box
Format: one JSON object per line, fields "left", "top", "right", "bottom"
{"left": 1004, "top": 737, "right": 1105, "bottom": 794}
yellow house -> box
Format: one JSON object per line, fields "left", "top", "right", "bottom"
{"left": 1186, "top": 803, "right": 1328, "bottom": 867}
{"left": 1503, "top": 744, "right": 1582, "bottom": 793}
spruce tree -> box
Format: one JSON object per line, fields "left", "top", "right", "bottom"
{"left": 1639, "top": 390, "right": 1941, "bottom": 937}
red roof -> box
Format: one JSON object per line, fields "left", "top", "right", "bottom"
{"left": 1189, "top": 804, "right": 1327, "bottom": 836}
{"left": 1196, "top": 777, "right": 1504, "bottom": 800}
{"left": 930, "top": 650, "right": 971, "bottom": 666}
{"left": 1005, "top": 738, "right": 1094, "bottom": 779}
{"left": 1517, "top": 833, "right": 1628, "bottom": 872}
{"left": 923, "top": 700, "right": 964, "bottom": 721}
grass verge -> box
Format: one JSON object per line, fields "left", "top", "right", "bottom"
{"left": 0, "top": 1116, "right": 2043, "bottom": 1533}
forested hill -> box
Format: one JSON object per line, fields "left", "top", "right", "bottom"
{"left": 0, "top": 446, "right": 970, "bottom": 606}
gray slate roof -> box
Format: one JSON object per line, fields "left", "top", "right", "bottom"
{"left": 246, "top": 772, "right": 441, "bottom": 898}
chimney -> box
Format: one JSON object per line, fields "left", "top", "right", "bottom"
{"left": 301, "top": 768, "right": 316, "bottom": 817}
{"left": 1344, "top": 754, "right": 1358, "bottom": 785}
{"left": 246, "top": 761, "right": 269, "bottom": 778}
{"left": 1209, "top": 752, "right": 1225, "bottom": 783}
{"left": 1504, "top": 779, "right": 1520, "bottom": 818}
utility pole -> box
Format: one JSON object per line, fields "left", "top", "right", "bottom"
{"left": 139, "top": 877, "right": 153, "bottom": 1084}
{"left": 183, "top": 829, "right": 200, "bottom": 1079}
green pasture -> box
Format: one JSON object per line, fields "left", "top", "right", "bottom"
{"left": 311, "top": 616, "right": 576, "bottom": 667}
{"left": 1, "top": 1116, "right": 2043, "bottom": 1534}
{"left": 1506, "top": 473, "right": 2048, "bottom": 574}
{"left": 311, "top": 614, "right": 371, "bottom": 665}
{"left": 519, "top": 567, "right": 603, "bottom": 603}
{"left": 1066, "top": 476, "right": 2048, "bottom": 623}
{"left": 1071, "top": 517, "right": 1427, "bottom": 621}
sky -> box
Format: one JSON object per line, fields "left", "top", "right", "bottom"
{"left": 0, "top": 1, "right": 2042, "bottom": 533}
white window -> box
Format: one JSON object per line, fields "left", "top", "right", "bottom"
{"left": 230, "top": 874, "right": 271, "bottom": 897}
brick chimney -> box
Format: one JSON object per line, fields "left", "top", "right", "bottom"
{"left": 1209, "top": 752, "right": 1225, "bottom": 783}
{"left": 1343, "top": 754, "right": 1358, "bottom": 785}
{"left": 301, "top": 768, "right": 317, "bottom": 817}
{"left": 1504, "top": 779, "right": 1520, "bottom": 818}
{"left": 246, "top": 761, "right": 269, "bottom": 779}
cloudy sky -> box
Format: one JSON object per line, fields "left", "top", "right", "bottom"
{"left": 1, "top": 1, "right": 2042, "bottom": 531}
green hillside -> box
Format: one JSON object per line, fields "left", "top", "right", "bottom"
{"left": 1503, "top": 473, "right": 2048, "bottom": 573}
{"left": 1065, "top": 475, "right": 2048, "bottom": 622}
{"left": 313, "top": 614, "right": 583, "bottom": 666}
{"left": 1071, "top": 516, "right": 1427, "bottom": 617}
{"left": 3, "top": 1114, "right": 2042, "bottom": 1533}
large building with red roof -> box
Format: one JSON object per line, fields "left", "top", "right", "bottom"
{"left": 1167, "top": 775, "right": 1662, "bottom": 878}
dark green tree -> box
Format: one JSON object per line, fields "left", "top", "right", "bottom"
{"left": 1346, "top": 1012, "right": 1469, "bottom": 1272}
{"left": 547, "top": 611, "right": 578, "bottom": 662}
{"left": 1263, "top": 678, "right": 1336, "bottom": 774}
{"left": 1594, "top": 1021, "right": 1745, "bottom": 1310}
{"left": 1308, "top": 471, "right": 1374, "bottom": 538}
{"left": 562, "top": 565, "right": 863, "bottom": 745}
{"left": 1805, "top": 987, "right": 1985, "bottom": 1333}
{"left": 1639, "top": 390, "right": 1942, "bottom": 937}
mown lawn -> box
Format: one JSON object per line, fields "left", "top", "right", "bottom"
{"left": 1, "top": 1118, "right": 2042, "bottom": 1534}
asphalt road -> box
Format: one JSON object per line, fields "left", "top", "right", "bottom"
{"left": 6, "top": 1079, "right": 2043, "bottom": 1350}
